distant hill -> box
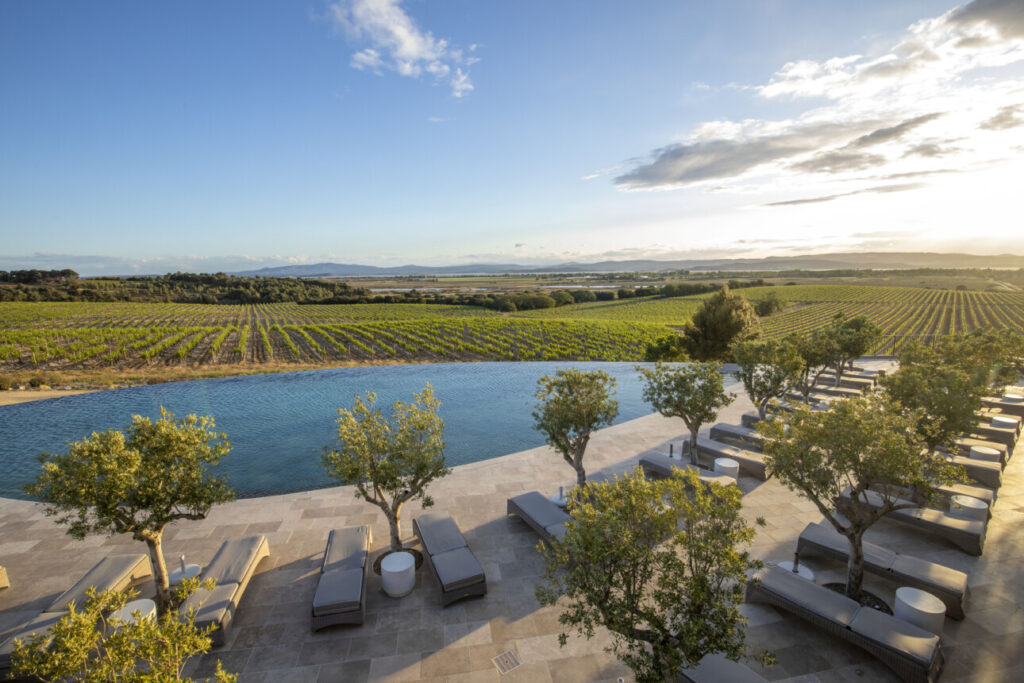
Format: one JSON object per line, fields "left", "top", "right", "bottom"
{"left": 233, "top": 252, "right": 1024, "bottom": 278}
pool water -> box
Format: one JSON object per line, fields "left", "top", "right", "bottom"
{"left": 0, "top": 362, "right": 696, "bottom": 500}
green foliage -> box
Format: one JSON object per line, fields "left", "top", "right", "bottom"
{"left": 321, "top": 385, "right": 450, "bottom": 552}
{"left": 731, "top": 338, "right": 804, "bottom": 419}
{"left": 533, "top": 369, "right": 620, "bottom": 486}
{"left": 759, "top": 395, "right": 963, "bottom": 599}
{"left": 788, "top": 330, "right": 835, "bottom": 403}
{"left": 9, "top": 585, "right": 236, "bottom": 682}
{"left": 753, "top": 291, "right": 785, "bottom": 317}
{"left": 644, "top": 333, "right": 689, "bottom": 362}
{"left": 25, "top": 408, "right": 235, "bottom": 611}
{"left": 826, "top": 313, "right": 880, "bottom": 382}
{"left": 883, "top": 339, "right": 985, "bottom": 451}
{"left": 683, "top": 286, "right": 760, "bottom": 360}
{"left": 535, "top": 467, "right": 767, "bottom": 683}
{"left": 637, "top": 362, "right": 733, "bottom": 465}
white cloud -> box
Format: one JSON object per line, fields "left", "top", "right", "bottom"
{"left": 615, "top": 0, "right": 1024, "bottom": 202}
{"left": 329, "top": 0, "right": 477, "bottom": 97}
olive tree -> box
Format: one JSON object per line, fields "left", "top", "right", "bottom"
{"left": 533, "top": 369, "right": 619, "bottom": 487}
{"left": 26, "top": 408, "right": 234, "bottom": 612}
{"left": 536, "top": 467, "right": 767, "bottom": 683}
{"left": 637, "top": 362, "right": 733, "bottom": 466}
{"left": 759, "top": 395, "right": 963, "bottom": 600}
{"left": 789, "top": 330, "right": 836, "bottom": 404}
{"left": 731, "top": 338, "right": 804, "bottom": 420}
{"left": 827, "top": 313, "right": 880, "bottom": 386}
{"left": 321, "top": 384, "right": 450, "bottom": 553}
{"left": 883, "top": 340, "right": 984, "bottom": 453}
{"left": 10, "top": 582, "right": 236, "bottom": 683}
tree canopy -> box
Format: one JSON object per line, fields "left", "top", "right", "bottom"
{"left": 10, "top": 583, "right": 236, "bottom": 683}
{"left": 731, "top": 338, "right": 804, "bottom": 420}
{"left": 682, "top": 286, "right": 760, "bottom": 361}
{"left": 535, "top": 467, "right": 766, "bottom": 683}
{"left": 637, "top": 362, "right": 733, "bottom": 465}
{"left": 759, "top": 395, "right": 963, "bottom": 599}
{"left": 321, "top": 384, "right": 450, "bottom": 552}
{"left": 26, "top": 408, "right": 235, "bottom": 611}
{"left": 533, "top": 369, "right": 619, "bottom": 487}
{"left": 826, "top": 313, "right": 880, "bottom": 385}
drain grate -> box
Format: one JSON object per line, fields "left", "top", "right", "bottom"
{"left": 492, "top": 650, "right": 522, "bottom": 675}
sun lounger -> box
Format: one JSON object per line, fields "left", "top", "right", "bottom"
{"left": 981, "top": 396, "right": 1024, "bottom": 418}
{"left": 970, "top": 422, "right": 1017, "bottom": 452}
{"left": 311, "top": 526, "right": 370, "bottom": 631}
{"left": 840, "top": 488, "right": 985, "bottom": 556}
{"left": 180, "top": 535, "right": 269, "bottom": 646}
{"left": 948, "top": 437, "right": 1008, "bottom": 467}
{"left": 687, "top": 437, "right": 769, "bottom": 481}
{"left": 796, "top": 522, "right": 968, "bottom": 619}
{"left": 638, "top": 451, "right": 738, "bottom": 488}
{"left": 941, "top": 452, "right": 1003, "bottom": 488}
{"left": 413, "top": 512, "right": 486, "bottom": 606}
{"left": 680, "top": 653, "right": 767, "bottom": 682}
{"left": 1, "top": 554, "right": 152, "bottom": 674}
{"left": 816, "top": 372, "right": 876, "bottom": 390}
{"left": 806, "top": 384, "right": 864, "bottom": 399}
{"left": 709, "top": 422, "right": 767, "bottom": 452}
{"left": 979, "top": 409, "right": 1021, "bottom": 434}
{"left": 507, "top": 491, "right": 571, "bottom": 545}
{"left": 746, "top": 565, "right": 943, "bottom": 683}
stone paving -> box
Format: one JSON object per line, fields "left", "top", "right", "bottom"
{"left": 2, "top": 361, "right": 1023, "bottom": 682}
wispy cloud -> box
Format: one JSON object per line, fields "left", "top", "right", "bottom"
{"left": 329, "top": 0, "right": 478, "bottom": 97}
{"left": 763, "top": 182, "right": 925, "bottom": 207}
{"left": 614, "top": 0, "right": 1024, "bottom": 203}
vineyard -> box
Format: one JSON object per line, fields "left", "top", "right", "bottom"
{"left": 2, "top": 285, "right": 1024, "bottom": 372}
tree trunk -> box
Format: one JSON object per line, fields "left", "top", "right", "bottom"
{"left": 834, "top": 364, "right": 844, "bottom": 387}
{"left": 688, "top": 430, "right": 700, "bottom": 467}
{"left": 575, "top": 464, "right": 587, "bottom": 487}
{"left": 757, "top": 398, "right": 768, "bottom": 421}
{"left": 387, "top": 504, "right": 405, "bottom": 553}
{"left": 143, "top": 532, "right": 171, "bottom": 613}
{"left": 845, "top": 532, "right": 865, "bottom": 600}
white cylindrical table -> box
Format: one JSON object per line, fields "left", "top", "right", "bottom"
{"left": 969, "top": 445, "right": 1001, "bottom": 462}
{"left": 107, "top": 598, "right": 157, "bottom": 626}
{"left": 894, "top": 587, "right": 945, "bottom": 636}
{"left": 168, "top": 563, "right": 201, "bottom": 586}
{"left": 777, "top": 561, "right": 814, "bottom": 581}
{"left": 380, "top": 551, "right": 416, "bottom": 598}
{"left": 950, "top": 494, "right": 988, "bottom": 521}
{"left": 1001, "top": 393, "right": 1024, "bottom": 403}
{"left": 714, "top": 457, "right": 740, "bottom": 479}
{"left": 991, "top": 415, "right": 1018, "bottom": 430}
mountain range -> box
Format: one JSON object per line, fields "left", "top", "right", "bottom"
{"left": 233, "top": 252, "right": 1024, "bottom": 278}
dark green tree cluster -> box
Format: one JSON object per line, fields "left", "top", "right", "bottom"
{"left": 645, "top": 286, "right": 761, "bottom": 361}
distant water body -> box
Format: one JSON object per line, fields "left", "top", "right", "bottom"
{"left": 0, "top": 362, "right": 703, "bottom": 500}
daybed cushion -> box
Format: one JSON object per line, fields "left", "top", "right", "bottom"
{"left": 417, "top": 513, "right": 468, "bottom": 555}
{"left": 431, "top": 547, "right": 485, "bottom": 592}
{"left": 181, "top": 581, "right": 239, "bottom": 627}
{"left": 312, "top": 567, "right": 364, "bottom": 616}
{"left": 322, "top": 527, "right": 369, "bottom": 573}
{"left": 759, "top": 565, "right": 860, "bottom": 626}
{"left": 849, "top": 605, "right": 940, "bottom": 668}
{"left": 509, "top": 492, "right": 570, "bottom": 530}
{"left": 45, "top": 554, "right": 151, "bottom": 612}
{"left": 201, "top": 536, "right": 267, "bottom": 585}
{"left": 890, "top": 555, "right": 969, "bottom": 596}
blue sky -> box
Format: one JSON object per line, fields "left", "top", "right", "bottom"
{"left": 2, "top": 1, "right": 1023, "bottom": 275}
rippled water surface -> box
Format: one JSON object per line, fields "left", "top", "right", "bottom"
{"left": 0, "top": 362, "right": 675, "bottom": 500}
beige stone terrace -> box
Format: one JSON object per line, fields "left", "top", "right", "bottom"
{"left": 2, "top": 361, "right": 1023, "bottom": 682}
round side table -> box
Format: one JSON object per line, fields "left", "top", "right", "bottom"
{"left": 950, "top": 494, "right": 988, "bottom": 521}
{"left": 1002, "top": 393, "right": 1024, "bottom": 403}
{"left": 169, "top": 564, "right": 201, "bottom": 586}
{"left": 107, "top": 598, "right": 157, "bottom": 627}
{"left": 714, "top": 457, "right": 740, "bottom": 479}
{"left": 968, "top": 445, "right": 1001, "bottom": 462}
{"left": 381, "top": 551, "right": 416, "bottom": 598}
{"left": 991, "top": 415, "right": 1018, "bottom": 430}
{"left": 894, "top": 587, "right": 945, "bottom": 636}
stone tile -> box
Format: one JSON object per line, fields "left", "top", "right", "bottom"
{"left": 420, "top": 646, "right": 474, "bottom": 677}
{"left": 366, "top": 652, "right": 421, "bottom": 682}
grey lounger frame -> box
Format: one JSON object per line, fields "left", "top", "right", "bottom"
{"left": 507, "top": 491, "right": 570, "bottom": 545}
{"left": 680, "top": 653, "right": 767, "bottom": 682}
{"left": 638, "top": 451, "right": 737, "bottom": 488}
{"left": 311, "top": 526, "right": 370, "bottom": 631}
{"left": 971, "top": 422, "right": 1017, "bottom": 452}
{"left": 687, "top": 437, "right": 769, "bottom": 481}
{"left": 709, "top": 422, "right": 767, "bottom": 452}
{"left": 796, "top": 522, "right": 968, "bottom": 619}
{"left": 413, "top": 512, "right": 487, "bottom": 606}
{"left": 841, "top": 487, "right": 986, "bottom": 556}
{"left": 746, "top": 565, "right": 943, "bottom": 683}
{"left": 180, "top": 535, "right": 270, "bottom": 646}
{"left": 982, "top": 396, "right": 1024, "bottom": 418}
{"left": 1, "top": 554, "right": 152, "bottom": 675}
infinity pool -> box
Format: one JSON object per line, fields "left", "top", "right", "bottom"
{"left": 0, "top": 362, "right": 697, "bottom": 500}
